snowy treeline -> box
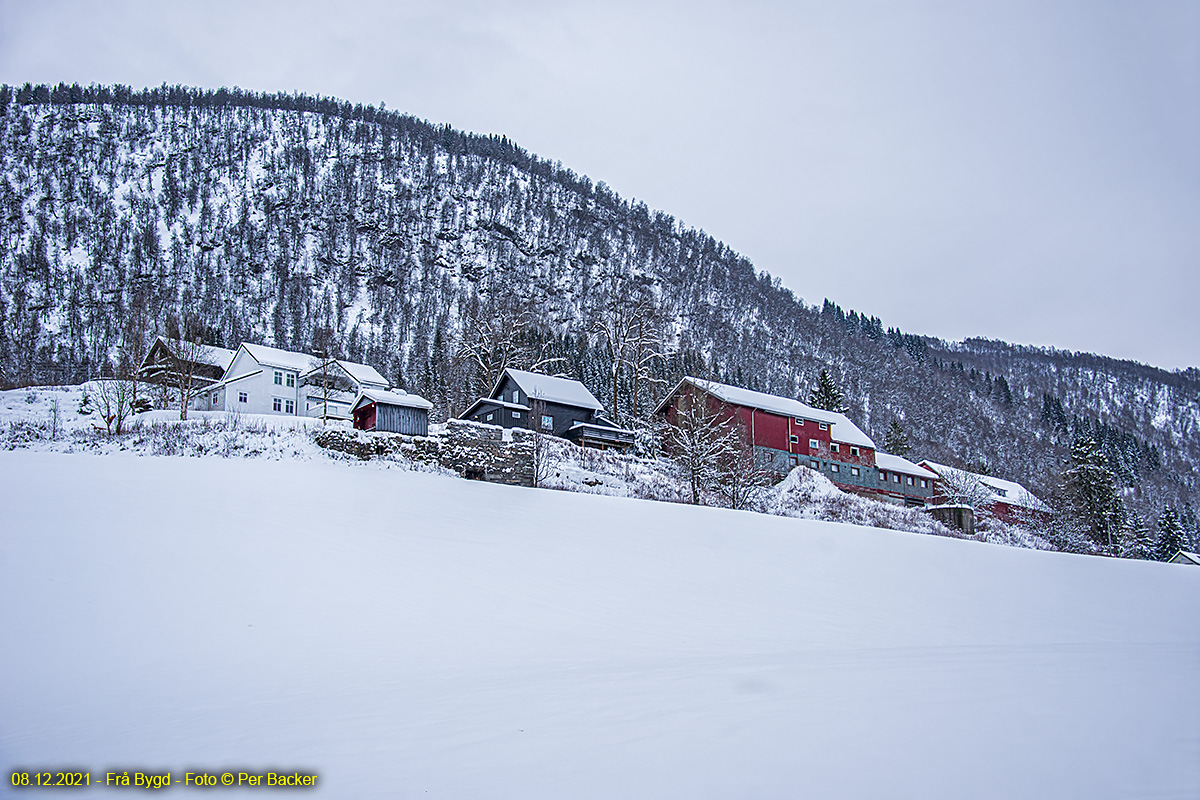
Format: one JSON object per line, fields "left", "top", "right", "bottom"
{"left": 1, "top": 83, "right": 1197, "bottom": 525}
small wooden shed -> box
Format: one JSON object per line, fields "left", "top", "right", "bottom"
{"left": 352, "top": 388, "right": 433, "bottom": 436}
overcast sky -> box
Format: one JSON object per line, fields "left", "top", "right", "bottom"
{"left": 3, "top": 0, "right": 1197, "bottom": 369}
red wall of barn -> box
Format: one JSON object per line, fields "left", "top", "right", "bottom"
{"left": 353, "top": 403, "right": 376, "bottom": 431}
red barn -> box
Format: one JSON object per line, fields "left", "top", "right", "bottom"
{"left": 655, "top": 377, "right": 903, "bottom": 499}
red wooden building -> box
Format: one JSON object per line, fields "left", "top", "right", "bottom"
{"left": 655, "top": 377, "right": 934, "bottom": 504}
{"left": 918, "top": 460, "right": 1051, "bottom": 524}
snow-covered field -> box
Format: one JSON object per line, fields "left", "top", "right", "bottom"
{"left": 2, "top": 450, "right": 1197, "bottom": 798}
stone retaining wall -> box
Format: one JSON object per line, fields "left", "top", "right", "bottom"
{"left": 315, "top": 419, "right": 534, "bottom": 487}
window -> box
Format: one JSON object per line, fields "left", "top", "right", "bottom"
{"left": 920, "top": 479, "right": 928, "bottom": 488}
{"left": 274, "top": 371, "right": 283, "bottom": 385}
{"left": 285, "top": 400, "right": 295, "bottom": 414}
{"left": 273, "top": 398, "right": 282, "bottom": 412}
{"left": 894, "top": 474, "right": 901, "bottom": 483}
{"left": 286, "top": 373, "right": 295, "bottom": 388}
{"left": 512, "top": 411, "right": 522, "bottom": 419}
{"left": 238, "top": 392, "right": 247, "bottom": 403}
{"left": 211, "top": 392, "right": 218, "bottom": 404}
{"left": 879, "top": 471, "right": 887, "bottom": 481}
{"left": 789, "top": 435, "right": 799, "bottom": 444}
{"left": 541, "top": 414, "right": 554, "bottom": 431}
{"left": 830, "top": 463, "right": 840, "bottom": 473}
{"left": 512, "top": 390, "right": 519, "bottom": 403}
{"left": 830, "top": 443, "right": 839, "bottom": 453}
{"left": 486, "top": 413, "right": 494, "bottom": 422}
{"left": 809, "top": 439, "right": 820, "bottom": 449}
{"left": 789, "top": 455, "right": 799, "bottom": 466}
{"left": 810, "top": 460, "right": 819, "bottom": 469}
{"left": 906, "top": 476, "right": 915, "bottom": 486}
{"left": 851, "top": 466, "right": 860, "bottom": 477}
{"left": 819, "top": 422, "right": 828, "bottom": 431}
{"left": 850, "top": 446, "right": 859, "bottom": 457}
{"left": 795, "top": 418, "right": 804, "bottom": 426}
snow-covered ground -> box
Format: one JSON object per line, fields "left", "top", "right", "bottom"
{"left": 2, "top": 450, "right": 1197, "bottom": 798}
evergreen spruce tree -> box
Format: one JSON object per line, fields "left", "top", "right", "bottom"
{"left": 1155, "top": 506, "right": 1187, "bottom": 562}
{"left": 808, "top": 369, "right": 848, "bottom": 413}
{"left": 1063, "top": 436, "right": 1125, "bottom": 551}
{"left": 1118, "top": 514, "right": 1154, "bottom": 561}
{"left": 883, "top": 420, "right": 912, "bottom": 457}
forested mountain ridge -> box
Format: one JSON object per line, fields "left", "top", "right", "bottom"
{"left": 1, "top": 82, "right": 1196, "bottom": 523}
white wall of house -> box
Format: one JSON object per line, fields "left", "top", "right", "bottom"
{"left": 191, "top": 346, "right": 386, "bottom": 419}
{"left": 193, "top": 350, "right": 304, "bottom": 416}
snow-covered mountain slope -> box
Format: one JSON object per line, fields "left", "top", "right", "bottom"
{"left": 2, "top": 451, "right": 1196, "bottom": 798}
{"left": 2, "top": 88, "right": 1197, "bottom": 521}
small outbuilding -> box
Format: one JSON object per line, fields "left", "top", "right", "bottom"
{"left": 1169, "top": 551, "right": 1200, "bottom": 566}
{"left": 352, "top": 388, "right": 433, "bottom": 436}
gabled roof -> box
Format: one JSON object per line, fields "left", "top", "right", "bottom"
{"left": 333, "top": 360, "right": 389, "bottom": 388}
{"left": 241, "top": 343, "right": 317, "bottom": 373}
{"left": 875, "top": 451, "right": 939, "bottom": 480}
{"left": 656, "top": 377, "right": 876, "bottom": 449}
{"left": 146, "top": 336, "right": 236, "bottom": 371}
{"left": 1169, "top": 551, "right": 1200, "bottom": 566}
{"left": 353, "top": 387, "right": 433, "bottom": 411}
{"left": 918, "top": 460, "right": 1051, "bottom": 513}
{"left": 241, "top": 344, "right": 389, "bottom": 388}
{"left": 495, "top": 368, "right": 604, "bottom": 411}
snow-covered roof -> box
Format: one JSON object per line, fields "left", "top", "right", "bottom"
{"left": 659, "top": 377, "right": 876, "bottom": 449}
{"left": 242, "top": 344, "right": 389, "bottom": 388}
{"left": 1169, "top": 551, "right": 1200, "bottom": 566}
{"left": 241, "top": 343, "right": 318, "bottom": 373}
{"left": 333, "top": 359, "right": 389, "bottom": 388}
{"left": 353, "top": 388, "right": 433, "bottom": 411}
{"left": 919, "top": 460, "right": 1051, "bottom": 513}
{"left": 875, "top": 452, "right": 939, "bottom": 480}
{"left": 498, "top": 368, "right": 604, "bottom": 411}
{"left": 568, "top": 420, "right": 635, "bottom": 435}
{"left": 303, "top": 387, "right": 357, "bottom": 403}
{"left": 152, "top": 337, "right": 236, "bottom": 371}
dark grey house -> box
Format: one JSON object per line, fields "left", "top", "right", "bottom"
{"left": 352, "top": 388, "right": 433, "bottom": 436}
{"left": 461, "top": 368, "right": 636, "bottom": 451}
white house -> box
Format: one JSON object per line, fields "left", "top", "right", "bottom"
{"left": 194, "top": 343, "right": 391, "bottom": 420}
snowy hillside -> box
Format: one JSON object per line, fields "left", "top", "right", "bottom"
{"left": 3, "top": 86, "right": 1198, "bottom": 522}
{"left": 2, "top": 450, "right": 1197, "bottom": 798}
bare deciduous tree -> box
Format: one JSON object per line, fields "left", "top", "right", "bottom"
{"left": 934, "top": 465, "right": 994, "bottom": 511}
{"left": 663, "top": 383, "right": 742, "bottom": 505}
{"left": 715, "top": 425, "right": 775, "bottom": 511}
{"left": 527, "top": 397, "right": 552, "bottom": 488}
{"left": 94, "top": 376, "right": 135, "bottom": 436}
{"left": 173, "top": 328, "right": 210, "bottom": 422}
{"left": 589, "top": 268, "right": 665, "bottom": 422}
{"left": 457, "top": 295, "right": 563, "bottom": 397}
